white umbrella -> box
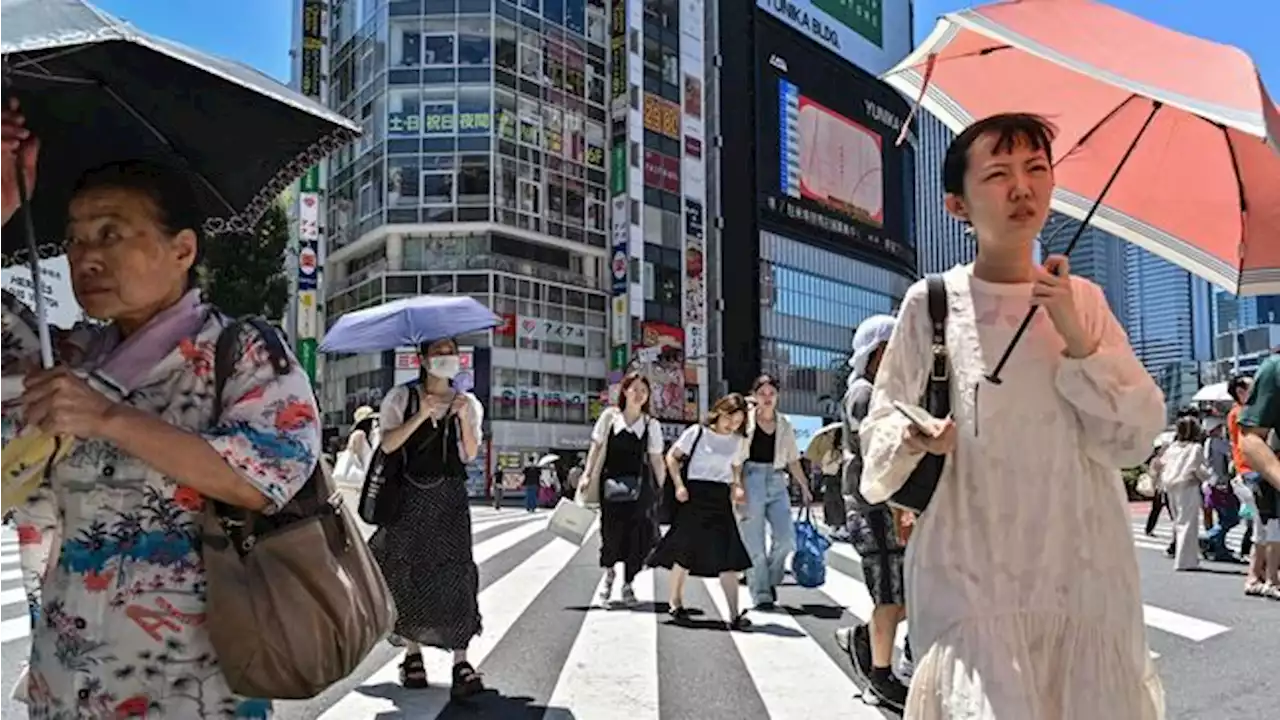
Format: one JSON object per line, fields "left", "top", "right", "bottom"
{"left": 536, "top": 454, "right": 560, "bottom": 468}
{"left": 803, "top": 423, "right": 844, "bottom": 463}
{"left": 1191, "top": 382, "right": 1232, "bottom": 403}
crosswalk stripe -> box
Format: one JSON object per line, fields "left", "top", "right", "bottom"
{"left": 1, "top": 568, "right": 20, "bottom": 583}
{"left": 317, "top": 530, "right": 586, "bottom": 718}
{"left": 0, "top": 587, "right": 25, "bottom": 605}
{"left": 1, "top": 615, "right": 30, "bottom": 643}
{"left": 471, "top": 517, "right": 549, "bottom": 564}
{"left": 546, "top": 570, "right": 660, "bottom": 719}
{"left": 703, "top": 579, "right": 884, "bottom": 719}
{"left": 1142, "top": 605, "right": 1230, "bottom": 642}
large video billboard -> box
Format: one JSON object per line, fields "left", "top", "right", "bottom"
{"left": 756, "top": 15, "right": 916, "bottom": 273}
{"left": 755, "top": 0, "right": 912, "bottom": 76}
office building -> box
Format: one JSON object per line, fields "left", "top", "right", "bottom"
{"left": 714, "top": 1, "right": 917, "bottom": 421}
{"left": 310, "top": 0, "right": 628, "bottom": 492}
{"left": 914, "top": 111, "right": 971, "bottom": 275}
{"left": 1040, "top": 213, "right": 1128, "bottom": 328}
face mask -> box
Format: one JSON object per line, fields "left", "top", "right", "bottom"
{"left": 426, "top": 355, "right": 461, "bottom": 380}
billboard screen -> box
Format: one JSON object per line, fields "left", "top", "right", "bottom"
{"left": 754, "top": 0, "right": 912, "bottom": 76}
{"left": 756, "top": 15, "right": 916, "bottom": 273}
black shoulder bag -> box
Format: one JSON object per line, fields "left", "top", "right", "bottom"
{"left": 357, "top": 384, "right": 420, "bottom": 525}
{"left": 600, "top": 414, "right": 650, "bottom": 503}
{"left": 887, "top": 275, "right": 951, "bottom": 515}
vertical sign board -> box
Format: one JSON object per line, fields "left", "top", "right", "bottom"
{"left": 608, "top": 0, "right": 631, "bottom": 371}
{"left": 296, "top": 0, "right": 327, "bottom": 383}
{"left": 680, "top": 0, "right": 708, "bottom": 416}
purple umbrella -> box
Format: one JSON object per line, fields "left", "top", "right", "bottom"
{"left": 319, "top": 296, "right": 500, "bottom": 354}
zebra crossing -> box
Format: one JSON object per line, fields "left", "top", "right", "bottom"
{"left": 280, "top": 506, "right": 1236, "bottom": 718}
{"left": 0, "top": 507, "right": 1241, "bottom": 719}
{"left": 1, "top": 526, "right": 30, "bottom": 645}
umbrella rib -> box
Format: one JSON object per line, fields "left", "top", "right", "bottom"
{"left": 7, "top": 66, "right": 96, "bottom": 85}
{"left": 98, "top": 83, "right": 237, "bottom": 216}
{"left": 1220, "top": 124, "right": 1249, "bottom": 284}
{"left": 1052, "top": 93, "right": 1140, "bottom": 169}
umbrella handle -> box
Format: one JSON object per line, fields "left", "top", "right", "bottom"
{"left": 14, "top": 162, "right": 55, "bottom": 369}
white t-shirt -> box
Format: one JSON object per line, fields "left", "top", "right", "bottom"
{"left": 590, "top": 407, "right": 664, "bottom": 455}
{"left": 674, "top": 424, "right": 745, "bottom": 484}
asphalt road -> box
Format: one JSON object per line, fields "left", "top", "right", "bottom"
{"left": 1, "top": 500, "right": 1274, "bottom": 719}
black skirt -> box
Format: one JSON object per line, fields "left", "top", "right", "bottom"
{"left": 369, "top": 473, "right": 482, "bottom": 650}
{"left": 599, "top": 477, "right": 658, "bottom": 578}
{"left": 647, "top": 480, "right": 752, "bottom": 578}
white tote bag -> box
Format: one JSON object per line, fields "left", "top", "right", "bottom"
{"left": 548, "top": 498, "right": 597, "bottom": 545}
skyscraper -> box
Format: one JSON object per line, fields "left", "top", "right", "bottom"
{"left": 1040, "top": 213, "right": 1128, "bottom": 328}
{"left": 915, "top": 111, "right": 971, "bottom": 275}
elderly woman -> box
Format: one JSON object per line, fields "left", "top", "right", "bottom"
{"left": 2, "top": 104, "right": 320, "bottom": 717}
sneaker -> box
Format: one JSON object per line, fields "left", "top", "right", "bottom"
{"left": 620, "top": 583, "right": 637, "bottom": 607}
{"left": 865, "top": 670, "right": 909, "bottom": 712}
{"left": 835, "top": 624, "right": 874, "bottom": 683}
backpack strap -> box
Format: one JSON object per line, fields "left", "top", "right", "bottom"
{"left": 925, "top": 275, "right": 949, "bottom": 385}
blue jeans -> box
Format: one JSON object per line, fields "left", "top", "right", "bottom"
{"left": 1205, "top": 503, "right": 1240, "bottom": 559}
{"left": 739, "top": 462, "right": 795, "bottom": 604}
{"left": 525, "top": 485, "right": 538, "bottom": 511}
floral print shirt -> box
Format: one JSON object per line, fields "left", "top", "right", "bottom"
{"left": 4, "top": 300, "right": 320, "bottom": 719}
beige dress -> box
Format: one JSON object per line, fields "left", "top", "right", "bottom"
{"left": 860, "top": 265, "right": 1167, "bottom": 720}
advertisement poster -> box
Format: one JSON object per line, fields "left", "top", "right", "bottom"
{"left": 755, "top": 19, "right": 916, "bottom": 273}
{"left": 680, "top": 0, "right": 709, "bottom": 406}
{"left": 0, "top": 255, "right": 81, "bottom": 329}
{"left": 754, "top": 0, "right": 912, "bottom": 77}
{"left": 633, "top": 322, "right": 686, "bottom": 421}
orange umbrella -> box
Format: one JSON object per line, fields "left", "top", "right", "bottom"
{"left": 884, "top": 0, "right": 1280, "bottom": 299}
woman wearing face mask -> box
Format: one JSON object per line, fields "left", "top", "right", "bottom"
{"left": 740, "top": 374, "right": 813, "bottom": 610}
{"left": 370, "top": 338, "right": 486, "bottom": 698}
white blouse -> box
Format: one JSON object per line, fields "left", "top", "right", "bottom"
{"left": 673, "top": 424, "right": 746, "bottom": 484}
{"left": 590, "top": 407, "right": 664, "bottom": 454}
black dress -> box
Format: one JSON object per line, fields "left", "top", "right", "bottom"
{"left": 598, "top": 420, "right": 658, "bottom": 583}
{"left": 369, "top": 404, "right": 481, "bottom": 650}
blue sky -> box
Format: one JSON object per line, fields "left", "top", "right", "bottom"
{"left": 95, "top": 0, "right": 1276, "bottom": 97}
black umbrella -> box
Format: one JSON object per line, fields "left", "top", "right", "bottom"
{"left": 1, "top": 0, "right": 359, "bottom": 364}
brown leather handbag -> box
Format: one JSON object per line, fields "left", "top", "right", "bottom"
{"left": 201, "top": 318, "right": 397, "bottom": 699}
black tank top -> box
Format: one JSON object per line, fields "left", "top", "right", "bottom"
{"left": 402, "top": 397, "right": 466, "bottom": 480}
{"left": 749, "top": 427, "right": 775, "bottom": 464}
{"left": 602, "top": 415, "right": 648, "bottom": 478}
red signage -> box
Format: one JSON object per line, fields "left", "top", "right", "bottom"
{"left": 684, "top": 136, "right": 702, "bottom": 159}
{"left": 642, "top": 150, "right": 680, "bottom": 194}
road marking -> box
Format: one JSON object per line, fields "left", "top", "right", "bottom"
{"left": 1142, "top": 605, "right": 1229, "bottom": 642}
{"left": 1, "top": 615, "right": 30, "bottom": 643}
{"left": 704, "top": 580, "right": 885, "bottom": 719}
{"left": 1, "top": 587, "right": 26, "bottom": 605}
{"left": 1, "top": 568, "right": 21, "bottom": 583}
{"left": 546, "top": 570, "right": 660, "bottom": 720}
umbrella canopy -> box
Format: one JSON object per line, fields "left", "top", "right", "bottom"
{"left": 883, "top": 0, "right": 1280, "bottom": 295}
{"left": 1191, "top": 382, "right": 1233, "bottom": 403}
{"left": 320, "top": 296, "right": 501, "bottom": 354}
{"left": 537, "top": 454, "right": 560, "bottom": 468}
{"left": 0, "top": 0, "right": 360, "bottom": 264}
{"left": 803, "top": 422, "right": 844, "bottom": 463}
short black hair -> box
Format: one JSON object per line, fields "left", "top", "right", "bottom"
{"left": 750, "top": 373, "right": 779, "bottom": 394}
{"left": 1228, "top": 375, "right": 1252, "bottom": 402}
{"left": 73, "top": 160, "right": 205, "bottom": 288}
{"left": 1174, "top": 415, "right": 1202, "bottom": 443}
{"left": 943, "top": 113, "right": 1057, "bottom": 196}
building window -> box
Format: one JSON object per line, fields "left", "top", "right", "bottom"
{"left": 544, "top": 106, "right": 564, "bottom": 155}
{"left": 586, "top": 7, "right": 606, "bottom": 44}
{"left": 423, "top": 99, "right": 456, "bottom": 135}
{"left": 458, "top": 18, "right": 491, "bottom": 65}
{"left": 518, "top": 97, "right": 541, "bottom": 147}
{"left": 587, "top": 196, "right": 605, "bottom": 232}
{"left": 388, "top": 156, "right": 420, "bottom": 206}
{"left": 422, "top": 171, "right": 456, "bottom": 205}
{"left": 495, "top": 20, "right": 517, "bottom": 72}
{"left": 519, "top": 30, "right": 543, "bottom": 80}
{"left": 519, "top": 178, "right": 542, "bottom": 214}
{"left": 423, "top": 33, "right": 456, "bottom": 66}
{"left": 397, "top": 28, "right": 421, "bottom": 66}
{"left": 458, "top": 156, "right": 491, "bottom": 205}
{"left": 387, "top": 88, "right": 422, "bottom": 136}
{"left": 661, "top": 47, "right": 679, "bottom": 87}
{"left": 547, "top": 173, "right": 565, "bottom": 222}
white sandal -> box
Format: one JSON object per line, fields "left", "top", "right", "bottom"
{"left": 598, "top": 571, "right": 615, "bottom": 604}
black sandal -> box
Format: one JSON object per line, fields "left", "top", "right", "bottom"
{"left": 451, "top": 661, "right": 485, "bottom": 699}
{"left": 729, "top": 612, "right": 752, "bottom": 631}
{"left": 399, "top": 652, "right": 428, "bottom": 689}
{"left": 668, "top": 605, "right": 691, "bottom": 623}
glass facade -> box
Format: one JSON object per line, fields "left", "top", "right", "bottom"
{"left": 324, "top": 0, "right": 611, "bottom": 252}
{"left": 915, "top": 112, "right": 972, "bottom": 275}
{"left": 758, "top": 231, "right": 912, "bottom": 418}
{"left": 318, "top": 0, "right": 620, "bottom": 484}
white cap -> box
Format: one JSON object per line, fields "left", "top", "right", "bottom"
{"left": 849, "top": 314, "right": 897, "bottom": 378}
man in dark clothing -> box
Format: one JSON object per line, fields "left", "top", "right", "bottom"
{"left": 522, "top": 464, "right": 541, "bottom": 512}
